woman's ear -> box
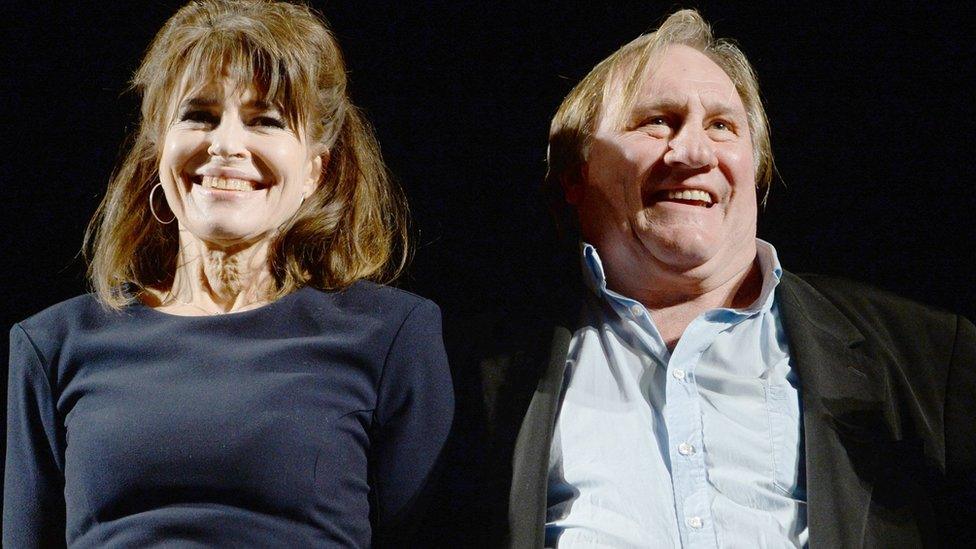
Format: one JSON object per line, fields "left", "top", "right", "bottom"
{"left": 305, "top": 148, "right": 329, "bottom": 196}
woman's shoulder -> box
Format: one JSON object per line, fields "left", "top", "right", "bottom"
{"left": 281, "top": 283, "right": 446, "bottom": 370}
{"left": 15, "top": 294, "right": 108, "bottom": 332}
{"left": 11, "top": 294, "right": 123, "bottom": 364}
{"left": 304, "top": 280, "right": 441, "bottom": 320}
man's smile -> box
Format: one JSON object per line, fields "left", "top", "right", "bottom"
{"left": 647, "top": 188, "right": 716, "bottom": 208}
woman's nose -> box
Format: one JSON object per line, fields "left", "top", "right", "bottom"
{"left": 207, "top": 117, "right": 248, "bottom": 159}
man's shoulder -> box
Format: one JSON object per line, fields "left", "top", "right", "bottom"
{"left": 446, "top": 297, "right": 577, "bottom": 358}
{"left": 783, "top": 271, "right": 965, "bottom": 359}
{"left": 788, "top": 272, "right": 958, "bottom": 326}
{"left": 444, "top": 303, "right": 573, "bottom": 424}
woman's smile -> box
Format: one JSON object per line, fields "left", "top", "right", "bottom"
{"left": 158, "top": 78, "right": 319, "bottom": 244}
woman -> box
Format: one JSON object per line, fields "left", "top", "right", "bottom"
{"left": 4, "top": 1, "right": 452, "bottom": 546}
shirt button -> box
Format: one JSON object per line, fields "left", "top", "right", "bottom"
{"left": 629, "top": 304, "right": 643, "bottom": 317}
{"left": 678, "top": 442, "right": 695, "bottom": 456}
{"left": 672, "top": 368, "right": 686, "bottom": 380}
{"left": 686, "top": 516, "right": 703, "bottom": 529}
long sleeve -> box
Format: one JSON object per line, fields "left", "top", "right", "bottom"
{"left": 370, "top": 299, "right": 454, "bottom": 544}
{"left": 941, "top": 314, "right": 976, "bottom": 536}
{"left": 4, "top": 324, "right": 67, "bottom": 548}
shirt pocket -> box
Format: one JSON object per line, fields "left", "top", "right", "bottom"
{"left": 765, "top": 376, "right": 805, "bottom": 499}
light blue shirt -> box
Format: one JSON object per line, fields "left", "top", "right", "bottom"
{"left": 546, "top": 240, "right": 807, "bottom": 548}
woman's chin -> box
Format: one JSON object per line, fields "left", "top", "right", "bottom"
{"left": 181, "top": 221, "right": 273, "bottom": 248}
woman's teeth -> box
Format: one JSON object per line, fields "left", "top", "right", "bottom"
{"left": 666, "top": 189, "right": 713, "bottom": 204}
{"left": 199, "top": 175, "right": 257, "bottom": 191}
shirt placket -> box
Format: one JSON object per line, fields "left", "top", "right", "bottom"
{"left": 623, "top": 302, "right": 719, "bottom": 548}
{"left": 668, "top": 320, "right": 720, "bottom": 548}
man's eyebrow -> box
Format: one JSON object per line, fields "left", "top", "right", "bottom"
{"left": 701, "top": 97, "right": 746, "bottom": 119}
{"left": 631, "top": 97, "right": 686, "bottom": 115}
{"left": 630, "top": 96, "right": 746, "bottom": 119}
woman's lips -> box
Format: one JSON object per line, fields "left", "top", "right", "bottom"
{"left": 189, "top": 174, "right": 265, "bottom": 191}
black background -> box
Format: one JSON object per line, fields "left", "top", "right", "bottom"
{"left": 1, "top": 0, "right": 974, "bottom": 523}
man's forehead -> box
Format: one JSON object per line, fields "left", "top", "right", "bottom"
{"left": 600, "top": 44, "right": 745, "bottom": 128}
{"left": 638, "top": 49, "right": 741, "bottom": 105}
{"left": 634, "top": 85, "right": 744, "bottom": 113}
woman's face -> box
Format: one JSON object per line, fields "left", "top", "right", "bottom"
{"left": 158, "top": 78, "right": 321, "bottom": 246}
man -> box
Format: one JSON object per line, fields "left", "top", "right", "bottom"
{"left": 489, "top": 9, "right": 975, "bottom": 548}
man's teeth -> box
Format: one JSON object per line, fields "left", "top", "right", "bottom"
{"left": 666, "top": 189, "right": 712, "bottom": 204}
{"left": 200, "top": 175, "right": 257, "bottom": 191}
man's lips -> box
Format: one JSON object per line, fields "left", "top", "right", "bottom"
{"left": 648, "top": 188, "right": 716, "bottom": 208}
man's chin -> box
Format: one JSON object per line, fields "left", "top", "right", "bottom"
{"left": 643, "top": 236, "right": 717, "bottom": 272}
{"left": 645, "top": 235, "right": 758, "bottom": 280}
{"left": 656, "top": 251, "right": 716, "bottom": 275}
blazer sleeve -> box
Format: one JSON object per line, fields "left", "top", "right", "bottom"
{"left": 940, "top": 314, "right": 976, "bottom": 534}
{"left": 370, "top": 299, "right": 454, "bottom": 544}
{"left": 4, "top": 324, "right": 67, "bottom": 548}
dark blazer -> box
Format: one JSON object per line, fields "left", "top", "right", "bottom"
{"left": 489, "top": 272, "right": 975, "bottom": 548}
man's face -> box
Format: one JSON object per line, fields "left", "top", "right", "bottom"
{"left": 570, "top": 45, "right": 757, "bottom": 284}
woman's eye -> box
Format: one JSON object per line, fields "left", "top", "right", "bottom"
{"left": 252, "top": 116, "right": 286, "bottom": 129}
{"left": 647, "top": 116, "right": 669, "bottom": 126}
{"left": 710, "top": 120, "right": 730, "bottom": 131}
{"left": 180, "top": 110, "right": 218, "bottom": 125}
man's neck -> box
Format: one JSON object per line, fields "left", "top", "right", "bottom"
{"left": 603, "top": 253, "right": 763, "bottom": 350}
{"left": 646, "top": 262, "right": 762, "bottom": 349}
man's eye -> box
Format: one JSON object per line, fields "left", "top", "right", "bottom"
{"left": 252, "top": 116, "right": 286, "bottom": 129}
{"left": 634, "top": 116, "right": 671, "bottom": 133}
{"left": 180, "top": 110, "right": 218, "bottom": 125}
{"left": 710, "top": 120, "right": 731, "bottom": 131}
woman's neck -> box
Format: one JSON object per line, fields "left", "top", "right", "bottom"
{"left": 153, "top": 231, "right": 275, "bottom": 315}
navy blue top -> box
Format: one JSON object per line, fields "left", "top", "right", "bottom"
{"left": 4, "top": 282, "right": 453, "bottom": 548}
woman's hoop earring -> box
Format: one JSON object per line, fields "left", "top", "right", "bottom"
{"left": 149, "top": 183, "right": 176, "bottom": 225}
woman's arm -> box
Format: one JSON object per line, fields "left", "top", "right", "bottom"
{"left": 370, "top": 299, "right": 454, "bottom": 544}
{"left": 4, "top": 324, "right": 67, "bottom": 548}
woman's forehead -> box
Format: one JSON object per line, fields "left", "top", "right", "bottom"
{"left": 179, "top": 78, "right": 257, "bottom": 103}
{"left": 171, "top": 72, "right": 292, "bottom": 115}
{"left": 177, "top": 65, "right": 261, "bottom": 97}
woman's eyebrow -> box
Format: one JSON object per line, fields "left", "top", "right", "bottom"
{"left": 178, "top": 96, "right": 282, "bottom": 115}
{"left": 242, "top": 99, "right": 278, "bottom": 112}
{"left": 180, "top": 95, "right": 220, "bottom": 109}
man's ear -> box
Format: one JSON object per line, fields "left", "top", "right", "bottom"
{"left": 305, "top": 148, "right": 329, "bottom": 197}
{"left": 561, "top": 163, "right": 587, "bottom": 205}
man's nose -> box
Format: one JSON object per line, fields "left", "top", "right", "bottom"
{"left": 663, "top": 124, "right": 717, "bottom": 170}
{"left": 207, "top": 117, "right": 248, "bottom": 159}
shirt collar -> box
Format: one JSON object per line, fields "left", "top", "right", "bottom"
{"left": 581, "top": 239, "right": 783, "bottom": 317}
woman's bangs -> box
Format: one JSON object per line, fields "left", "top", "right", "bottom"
{"left": 174, "top": 34, "right": 302, "bottom": 129}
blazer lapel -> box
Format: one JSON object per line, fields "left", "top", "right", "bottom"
{"left": 777, "top": 272, "right": 892, "bottom": 548}
{"left": 508, "top": 326, "right": 573, "bottom": 549}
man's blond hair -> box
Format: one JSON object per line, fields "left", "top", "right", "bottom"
{"left": 546, "top": 9, "right": 773, "bottom": 225}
